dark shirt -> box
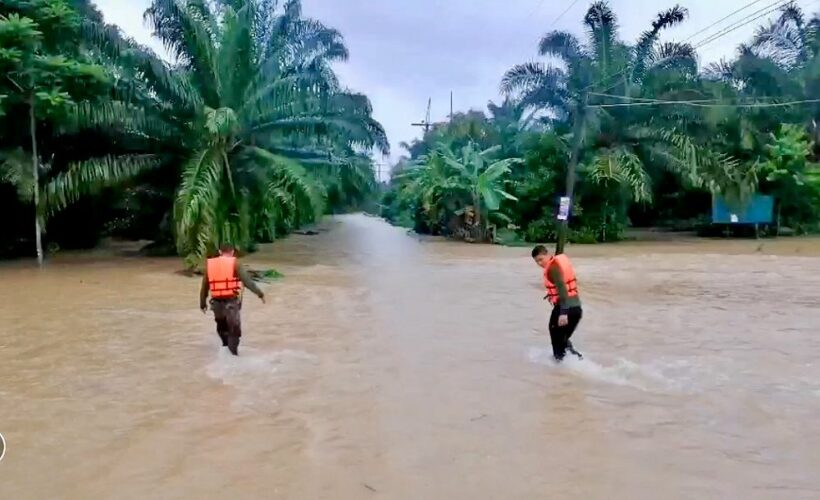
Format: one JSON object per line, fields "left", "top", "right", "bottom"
{"left": 200, "top": 259, "right": 264, "bottom": 309}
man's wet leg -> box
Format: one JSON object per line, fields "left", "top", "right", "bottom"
{"left": 566, "top": 340, "right": 583, "bottom": 359}
{"left": 225, "top": 299, "right": 242, "bottom": 356}
{"left": 216, "top": 320, "right": 229, "bottom": 347}
{"left": 227, "top": 335, "right": 240, "bottom": 355}
{"left": 564, "top": 307, "right": 584, "bottom": 359}
{"left": 548, "top": 306, "right": 567, "bottom": 361}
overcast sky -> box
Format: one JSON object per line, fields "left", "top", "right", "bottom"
{"left": 93, "top": 0, "right": 817, "bottom": 170}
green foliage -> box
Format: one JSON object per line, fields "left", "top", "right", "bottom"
{"left": 758, "top": 125, "right": 820, "bottom": 233}
{"left": 383, "top": 1, "right": 820, "bottom": 244}
{"left": 0, "top": 0, "right": 389, "bottom": 262}
{"left": 140, "top": 0, "right": 388, "bottom": 267}
{"left": 391, "top": 141, "right": 519, "bottom": 241}
{"left": 0, "top": 0, "right": 157, "bottom": 260}
{"left": 2, "top": 0, "right": 820, "bottom": 261}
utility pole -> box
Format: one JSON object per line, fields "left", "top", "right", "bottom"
{"left": 555, "top": 95, "right": 588, "bottom": 255}
{"left": 411, "top": 98, "right": 433, "bottom": 134}
{"left": 449, "top": 91, "right": 453, "bottom": 121}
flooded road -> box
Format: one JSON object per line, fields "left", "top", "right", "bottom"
{"left": 2, "top": 214, "right": 820, "bottom": 499}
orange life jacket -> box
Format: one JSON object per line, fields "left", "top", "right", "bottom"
{"left": 207, "top": 256, "right": 241, "bottom": 299}
{"left": 543, "top": 254, "right": 579, "bottom": 305}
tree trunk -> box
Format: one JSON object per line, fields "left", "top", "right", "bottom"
{"left": 472, "top": 190, "right": 484, "bottom": 242}
{"left": 29, "top": 93, "right": 43, "bottom": 267}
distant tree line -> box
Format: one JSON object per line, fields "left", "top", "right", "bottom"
{"left": 382, "top": 2, "right": 819, "bottom": 244}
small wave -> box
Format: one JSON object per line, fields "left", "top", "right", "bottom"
{"left": 206, "top": 347, "right": 317, "bottom": 413}
{"left": 527, "top": 347, "right": 681, "bottom": 392}
{"left": 207, "top": 348, "right": 316, "bottom": 381}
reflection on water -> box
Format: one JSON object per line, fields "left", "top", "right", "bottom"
{"left": 1, "top": 214, "right": 820, "bottom": 499}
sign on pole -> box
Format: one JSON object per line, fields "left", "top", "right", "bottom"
{"left": 557, "top": 196, "right": 570, "bottom": 221}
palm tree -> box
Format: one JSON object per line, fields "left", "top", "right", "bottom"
{"left": 751, "top": 4, "right": 819, "bottom": 146}
{"left": 501, "top": 2, "right": 693, "bottom": 122}
{"left": 138, "top": 0, "right": 388, "bottom": 266}
{"left": 751, "top": 4, "right": 818, "bottom": 70}
{"left": 486, "top": 97, "right": 543, "bottom": 157}
{"left": 501, "top": 1, "right": 747, "bottom": 234}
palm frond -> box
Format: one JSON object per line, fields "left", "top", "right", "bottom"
{"left": 646, "top": 42, "right": 698, "bottom": 76}
{"left": 538, "top": 31, "right": 583, "bottom": 62}
{"left": 704, "top": 59, "right": 736, "bottom": 82}
{"left": 588, "top": 148, "right": 652, "bottom": 203}
{"left": 60, "top": 101, "right": 176, "bottom": 140}
{"left": 145, "top": 0, "right": 220, "bottom": 105}
{"left": 0, "top": 148, "right": 34, "bottom": 202}
{"left": 752, "top": 3, "right": 811, "bottom": 69}
{"left": 584, "top": 1, "right": 619, "bottom": 76}
{"left": 500, "top": 62, "right": 566, "bottom": 96}
{"left": 215, "top": 1, "right": 257, "bottom": 110}
{"left": 247, "top": 146, "right": 326, "bottom": 225}
{"left": 632, "top": 5, "right": 688, "bottom": 79}
{"left": 44, "top": 154, "right": 160, "bottom": 215}
{"left": 173, "top": 147, "right": 225, "bottom": 266}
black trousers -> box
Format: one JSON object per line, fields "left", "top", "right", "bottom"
{"left": 548, "top": 305, "right": 583, "bottom": 360}
{"left": 211, "top": 298, "right": 242, "bottom": 355}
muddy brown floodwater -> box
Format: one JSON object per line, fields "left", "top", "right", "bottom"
{"left": 1, "top": 214, "right": 820, "bottom": 499}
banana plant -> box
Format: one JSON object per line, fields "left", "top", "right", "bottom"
{"left": 401, "top": 141, "right": 520, "bottom": 241}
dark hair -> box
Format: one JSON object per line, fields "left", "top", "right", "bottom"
{"left": 531, "top": 245, "right": 549, "bottom": 258}
{"left": 219, "top": 243, "right": 235, "bottom": 253}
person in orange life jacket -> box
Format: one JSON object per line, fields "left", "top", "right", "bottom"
{"left": 532, "top": 245, "right": 583, "bottom": 361}
{"left": 199, "top": 244, "right": 265, "bottom": 356}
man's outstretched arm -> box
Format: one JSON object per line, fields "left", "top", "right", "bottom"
{"left": 236, "top": 264, "right": 265, "bottom": 300}
{"left": 200, "top": 271, "right": 209, "bottom": 311}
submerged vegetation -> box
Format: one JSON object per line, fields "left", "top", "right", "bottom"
{"left": 382, "top": 1, "right": 820, "bottom": 243}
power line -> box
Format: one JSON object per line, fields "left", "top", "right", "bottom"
{"left": 589, "top": 92, "right": 718, "bottom": 103}
{"left": 693, "top": 0, "right": 794, "bottom": 49}
{"left": 583, "top": 0, "right": 793, "bottom": 95}
{"left": 588, "top": 92, "right": 788, "bottom": 103}
{"left": 591, "top": 0, "right": 791, "bottom": 93}
{"left": 588, "top": 98, "right": 820, "bottom": 109}
{"left": 545, "top": 0, "right": 584, "bottom": 28}
{"left": 683, "top": 0, "right": 768, "bottom": 43}
{"left": 526, "top": 0, "right": 584, "bottom": 42}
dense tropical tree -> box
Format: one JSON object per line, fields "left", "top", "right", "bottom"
{"left": 499, "top": 2, "right": 722, "bottom": 238}
{"left": 384, "top": 2, "right": 820, "bottom": 243}
{"left": 756, "top": 124, "right": 820, "bottom": 232}
{"left": 135, "top": 0, "right": 387, "bottom": 266}
{"left": 0, "top": 0, "right": 160, "bottom": 264}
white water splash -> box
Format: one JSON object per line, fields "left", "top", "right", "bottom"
{"left": 206, "top": 347, "right": 318, "bottom": 413}
{"left": 527, "top": 346, "right": 682, "bottom": 392}
{"left": 207, "top": 348, "right": 317, "bottom": 384}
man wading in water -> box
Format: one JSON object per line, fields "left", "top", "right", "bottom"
{"left": 532, "top": 245, "right": 583, "bottom": 362}
{"left": 200, "top": 244, "right": 265, "bottom": 355}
